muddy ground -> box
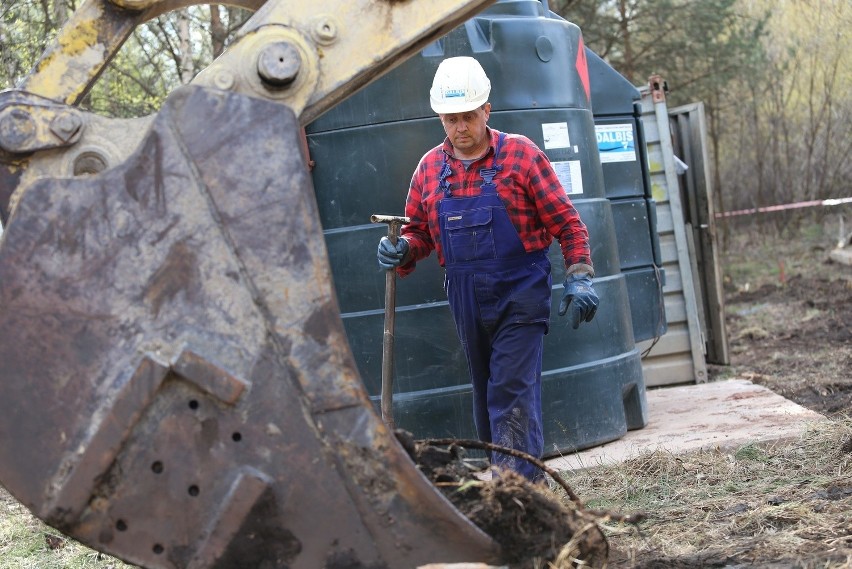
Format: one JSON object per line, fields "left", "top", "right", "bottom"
{"left": 711, "top": 230, "right": 852, "bottom": 418}
{"left": 718, "top": 276, "right": 852, "bottom": 417}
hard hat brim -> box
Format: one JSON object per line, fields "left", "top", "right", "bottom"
{"left": 430, "top": 95, "right": 488, "bottom": 115}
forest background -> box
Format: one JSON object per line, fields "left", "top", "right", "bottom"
{"left": 2, "top": 0, "right": 850, "bottom": 232}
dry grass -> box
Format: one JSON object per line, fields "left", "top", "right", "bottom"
{"left": 0, "top": 489, "right": 135, "bottom": 569}
{"left": 562, "top": 418, "right": 852, "bottom": 568}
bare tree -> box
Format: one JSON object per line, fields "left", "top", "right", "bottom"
{"left": 178, "top": 10, "right": 193, "bottom": 84}
{"left": 719, "top": 0, "right": 852, "bottom": 233}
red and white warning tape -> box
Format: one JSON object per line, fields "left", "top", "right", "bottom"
{"left": 716, "top": 196, "right": 852, "bottom": 218}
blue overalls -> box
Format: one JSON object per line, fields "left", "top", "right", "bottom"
{"left": 438, "top": 133, "right": 552, "bottom": 482}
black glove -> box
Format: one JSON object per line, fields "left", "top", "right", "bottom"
{"left": 558, "top": 274, "right": 599, "bottom": 329}
{"left": 377, "top": 236, "right": 409, "bottom": 269}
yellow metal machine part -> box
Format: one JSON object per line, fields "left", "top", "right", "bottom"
{"left": 0, "top": 1, "right": 500, "bottom": 568}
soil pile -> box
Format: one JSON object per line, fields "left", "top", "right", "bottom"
{"left": 396, "top": 431, "right": 609, "bottom": 568}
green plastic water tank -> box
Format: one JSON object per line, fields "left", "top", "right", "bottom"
{"left": 586, "top": 47, "right": 668, "bottom": 342}
{"left": 307, "top": 0, "right": 647, "bottom": 454}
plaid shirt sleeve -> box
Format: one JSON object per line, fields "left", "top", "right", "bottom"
{"left": 511, "top": 134, "right": 593, "bottom": 271}
{"left": 397, "top": 146, "right": 443, "bottom": 278}
{"left": 492, "top": 132, "right": 591, "bottom": 271}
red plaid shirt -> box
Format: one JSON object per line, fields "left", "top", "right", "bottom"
{"left": 399, "top": 128, "right": 592, "bottom": 277}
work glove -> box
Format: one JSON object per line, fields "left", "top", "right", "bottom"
{"left": 377, "top": 236, "right": 410, "bottom": 270}
{"left": 558, "top": 274, "right": 599, "bottom": 329}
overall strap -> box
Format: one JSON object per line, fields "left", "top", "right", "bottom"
{"left": 478, "top": 132, "right": 505, "bottom": 192}
{"left": 438, "top": 155, "right": 453, "bottom": 197}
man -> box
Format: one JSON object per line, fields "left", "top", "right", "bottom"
{"left": 377, "top": 56, "right": 599, "bottom": 482}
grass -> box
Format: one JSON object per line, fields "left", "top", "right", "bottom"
{"left": 722, "top": 216, "right": 848, "bottom": 290}
{"left": 561, "top": 418, "right": 852, "bottom": 567}
{"left": 0, "top": 490, "right": 136, "bottom": 569}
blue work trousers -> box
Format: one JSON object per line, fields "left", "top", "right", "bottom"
{"left": 445, "top": 253, "right": 551, "bottom": 482}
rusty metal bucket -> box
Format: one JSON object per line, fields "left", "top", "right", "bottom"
{"left": 0, "top": 85, "right": 500, "bottom": 568}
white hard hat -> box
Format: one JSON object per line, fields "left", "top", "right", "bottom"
{"left": 429, "top": 57, "right": 491, "bottom": 114}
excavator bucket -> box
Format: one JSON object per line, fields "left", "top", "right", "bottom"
{"left": 0, "top": 85, "right": 501, "bottom": 568}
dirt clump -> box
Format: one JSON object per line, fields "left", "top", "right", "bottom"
{"left": 397, "top": 431, "right": 610, "bottom": 568}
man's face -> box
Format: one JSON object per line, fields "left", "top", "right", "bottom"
{"left": 439, "top": 103, "right": 491, "bottom": 157}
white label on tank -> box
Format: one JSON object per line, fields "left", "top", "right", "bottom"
{"left": 552, "top": 160, "right": 583, "bottom": 195}
{"left": 595, "top": 123, "right": 636, "bottom": 163}
{"left": 542, "top": 122, "right": 570, "bottom": 149}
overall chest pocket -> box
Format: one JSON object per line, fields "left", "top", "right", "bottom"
{"left": 444, "top": 207, "right": 497, "bottom": 262}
